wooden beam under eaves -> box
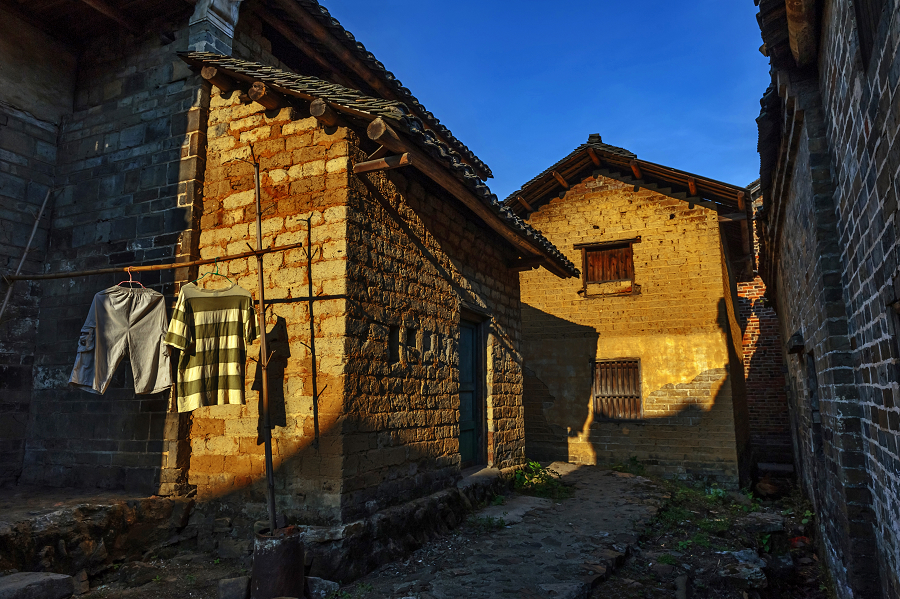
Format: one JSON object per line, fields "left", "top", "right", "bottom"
{"left": 552, "top": 171, "right": 569, "bottom": 189}
{"left": 201, "top": 66, "right": 234, "bottom": 92}
{"left": 630, "top": 160, "right": 642, "bottom": 180}
{"left": 517, "top": 196, "right": 534, "bottom": 212}
{"left": 248, "top": 82, "right": 284, "bottom": 110}
{"left": 587, "top": 147, "right": 601, "bottom": 166}
{"left": 507, "top": 257, "right": 544, "bottom": 272}
{"left": 352, "top": 153, "right": 411, "bottom": 174}
{"left": 310, "top": 98, "right": 343, "bottom": 127}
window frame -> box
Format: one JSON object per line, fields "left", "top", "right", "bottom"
{"left": 591, "top": 358, "right": 643, "bottom": 420}
{"left": 574, "top": 236, "right": 641, "bottom": 295}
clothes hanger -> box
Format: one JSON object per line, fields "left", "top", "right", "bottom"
{"left": 117, "top": 266, "right": 145, "bottom": 288}
{"left": 192, "top": 258, "right": 234, "bottom": 286}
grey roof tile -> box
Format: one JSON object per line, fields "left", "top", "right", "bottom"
{"left": 179, "top": 51, "right": 578, "bottom": 277}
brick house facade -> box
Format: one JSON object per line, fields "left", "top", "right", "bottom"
{"left": 756, "top": 0, "right": 900, "bottom": 596}
{"left": 506, "top": 136, "right": 753, "bottom": 487}
{"left": 0, "top": 0, "right": 578, "bottom": 554}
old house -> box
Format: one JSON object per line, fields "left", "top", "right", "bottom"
{"left": 505, "top": 135, "right": 755, "bottom": 487}
{"left": 755, "top": 0, "right": 900, "bottom": 596}
{"left": 0, "top": 0, "right": 578, "bottom": 575}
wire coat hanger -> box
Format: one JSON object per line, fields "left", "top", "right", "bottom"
{"left": 118, "top": 266, "right": 145, "bottom": 288}
{"left": 192, "top": 257, "right": 234, "bottom": 285}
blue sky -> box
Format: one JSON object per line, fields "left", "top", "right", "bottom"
{"left": 324, "top": 1, "right": 771, "bottom": 198}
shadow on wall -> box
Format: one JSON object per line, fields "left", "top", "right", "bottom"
{"left": 522, "top": 300, "right": 743, "bottom": 486}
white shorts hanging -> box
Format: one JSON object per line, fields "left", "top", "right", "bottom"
{"left": 69, "top": 285, "right": 172, "bottom": 395}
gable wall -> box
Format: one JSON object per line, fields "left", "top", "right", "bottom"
{"left": 519, "top": 174, "right": 745, "bottom": 486}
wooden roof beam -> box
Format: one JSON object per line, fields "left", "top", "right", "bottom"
{"left": 687, "top": 177, "right": 698, "bottom": 196}
{"left": 552, "top": 171, "right": 569, "bottom": 190}
{"left": 630, "top": 160, "right": 643, "bottom": 180}
{"left": 310, "top": 98, "right": 344, "bottom": 127}
{"left": 785, "top": 0, "right": 818, "bottom": 67}
{"left": 365, "top": 118, "right": 572, "bottom": 278}
{"left": 201, "top": 66, "right": 234, "bottom": 92}
{"left": 78, "top": 0, "right": 140, "bottom": 33}
{"left": 517, "top": 196, "right": 534, "bottom": 212}
{"left": 248, "top": 82, "right": 286, "bottom": 110}
{"left": 353, "top": 153, "right": 411, "bottom": 174}
{"left": 587, "top": 147, "right": 601, "bottom": 166}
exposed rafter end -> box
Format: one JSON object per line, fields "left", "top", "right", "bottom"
{"left": 516, "top": 195, "right": 534, "bottom": 212}
{"left": 249, "top": 82, "right": 285, "bottom": 110}
{"left": 201, "top": 66, "right": 234, "bottom": 92}
{"left": 311, "top": 98, "right": 344, "bottom": 127}
{"left": 630, "top": 160, "right": 643, "bottom": 180}
{"left": 353, "top": 153, "right": 411, "bottom": 174}
{"left": 587, "top": 147, "right": 601, "bottom": 166}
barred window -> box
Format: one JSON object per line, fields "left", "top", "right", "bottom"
{"left": 593, "top": 359, "right": 642, "bottom": 419}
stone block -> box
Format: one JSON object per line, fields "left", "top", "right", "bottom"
{"left": 217, "top": 577, "right": 249, "bottom": 599}
{"left": 0, "top": 572, "right": 74, "bottom": 599}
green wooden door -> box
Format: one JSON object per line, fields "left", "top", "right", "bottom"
{"left": 459, "top": 321, "right": 481, "bottom": 466}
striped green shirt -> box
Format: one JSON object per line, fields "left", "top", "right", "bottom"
{"left": 165, "top": 283, "right": 259, "bottom": 412}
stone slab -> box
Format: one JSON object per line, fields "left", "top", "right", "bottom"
{"left": 0, "top": 572, "right": 74, "bottom": 599}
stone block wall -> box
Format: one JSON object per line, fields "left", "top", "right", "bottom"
{"left": 341, "top": 156, "right": 526, "bottom": 521}
{"left": 519, "top": 174, "right": 747, "bottom": 486}
{"left": 816, "top": 1, "right": 900, "bottom": 595}
{"left": 0, "top": 8, "right": 75, "bottom": 487}
{"left": 19, "top": 23, "right": 207, "bottom": 494}
{"left": 190, "top": 91, "right": 350, "bottom": 525}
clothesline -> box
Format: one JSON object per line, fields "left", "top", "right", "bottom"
{"left": 2, "top": 241, "right": 306, "bottom": 282}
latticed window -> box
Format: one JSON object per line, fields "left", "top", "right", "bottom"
{"left": 593, "top": 359, "right": 642, "bottom": 419}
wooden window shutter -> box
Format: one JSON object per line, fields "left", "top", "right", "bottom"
{"left": 593, "top": 359, "right": 641, "bottom": 419}
{"left": 584, "top": 243, "right": 634, "bottom": 284}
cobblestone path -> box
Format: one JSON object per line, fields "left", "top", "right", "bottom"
{"left": 337, "top": 463, "right": 668, "bottom": 599}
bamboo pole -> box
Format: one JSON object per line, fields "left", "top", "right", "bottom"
{"left": 3, "top": 242, "right": 305, "bottom": 282}
{"left": 0, "top": 188, "right": 52, "bottom": 321}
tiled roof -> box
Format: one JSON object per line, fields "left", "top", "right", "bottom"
{"left": 179, "top": 52, "right": 579, "bottom": 277}
{"left": 502, "top": 137, "right": 635, "bottom": 204}
{"left": 283, "top": 0, "right": 493, "bottom": 179}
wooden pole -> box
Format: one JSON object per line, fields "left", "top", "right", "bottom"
{"left": 201, "top": 66, "right": 234, "bottom": 92}
{"left": 252, "top": 161, "right": 278, "bottom": 534}
{"left": 310, "top": 99, "right": 342, "bottom": 127}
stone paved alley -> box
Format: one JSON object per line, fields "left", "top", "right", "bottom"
{"left": 335, "top": 464, "right": 665, "bottom": 599}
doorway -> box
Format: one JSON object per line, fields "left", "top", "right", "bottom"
{"left": 458, "top": 320, "right": 486, "bottom": 467}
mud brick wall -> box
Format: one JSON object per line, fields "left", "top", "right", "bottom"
{"left": 519, "top": 174, "right": 747, "bottom": 487}
{"left": 191, "top": 91, "right": 350, "bottom": 525}
{"left": 19, "top": 23, "right": 207, "bottom": 494}
{"left": 815, "top": 1, "right": 900, "bottom": 595}
{"left": 341, "top": 159, "right": 526, "bottom": 522}
{"left": 0, "top": 8, "right": 75, "bottom": 487}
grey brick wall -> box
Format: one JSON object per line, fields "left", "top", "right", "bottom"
{"left": 817, "top": 1, "right": 900, "bottom": 596}
{"left": 19, "top": 23, "right": 208, "bottom": 494}
{"left": 0, "top": 106, "right": 57, "bottom": 487}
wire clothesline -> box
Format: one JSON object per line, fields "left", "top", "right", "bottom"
{"left": 2, "top": 241, "right": 306, "bottom": 282}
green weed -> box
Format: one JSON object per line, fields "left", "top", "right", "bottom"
{"left": 470, "top": 515, "right": 507, "bottom": 533}
{"left": 657, "top": 553, "right": 677, "bottom": 565}
{"left": 491, "top": 494, "right": 506, "bottom": 506}
{"left": 513, "top": 461, "right": 572, "bottom": 500}
{"left": 611, "top": 456, "right": 646, "bottom": 476}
